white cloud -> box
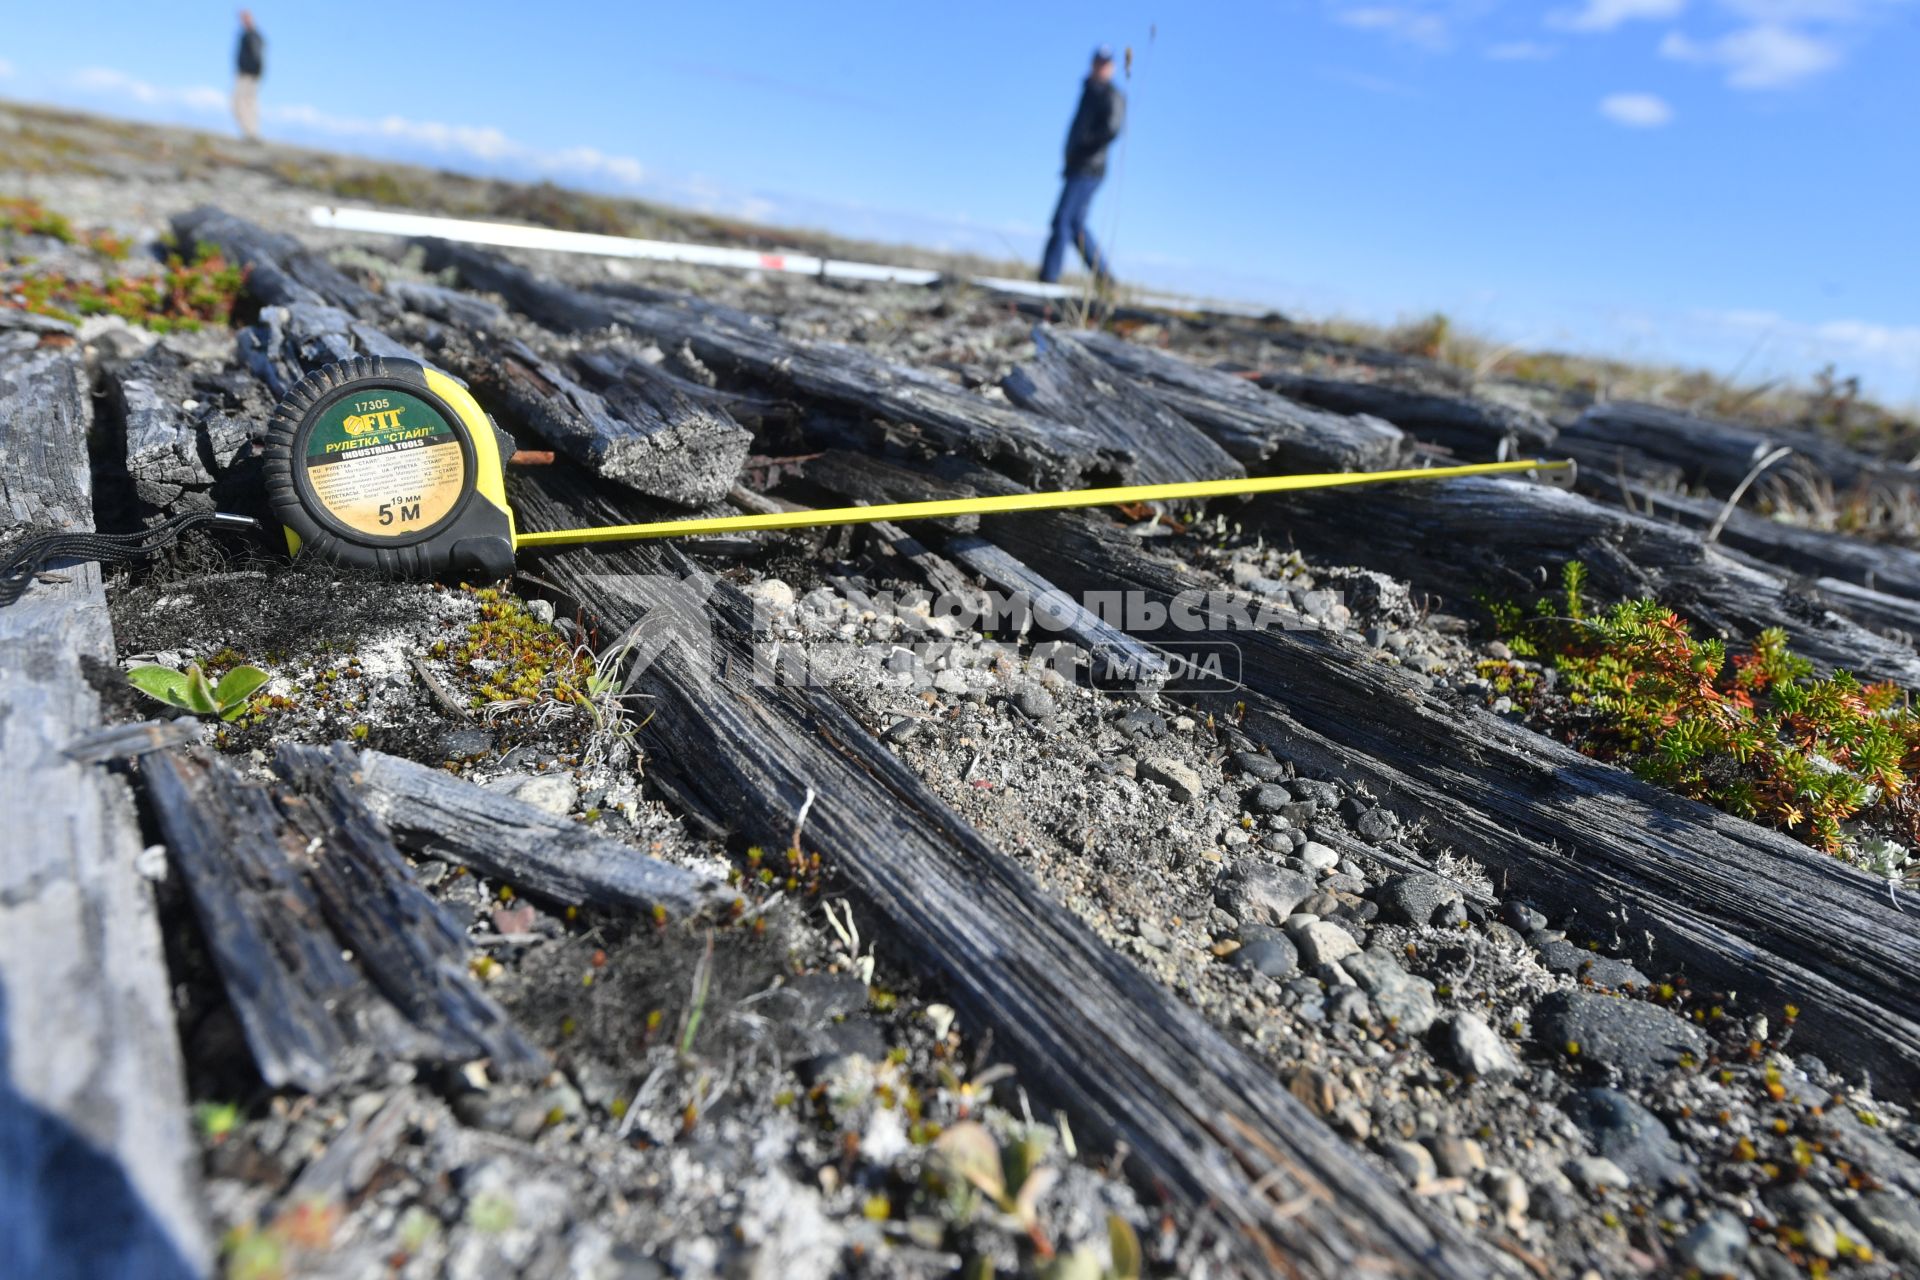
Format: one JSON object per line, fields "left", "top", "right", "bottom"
{"left": 71, "top": 67, "right": 224, "bottom": 112}
{"left": 65, "top": 65, "right": 651, "bottom": 191}
{"left": 1660, "top": 22, "right": 1842, "bottom": 86}
{"left": 0, "top": 59, "right": 15, "bottom": 79}
{"left": 1485, "top": 40, "right": 1562, "bottom": 59}
{"left": 1599, "top": 91, "right": 1676, "bottom": 125}
{"left": 1335, "top": 6, "right": 1453, "bottom": 49}
{"left": 1815, "top": 318, "right": 1920, "bottom": 362}
{"left": 1551, "top": 0, "right": 1688, "bottom": 32}
{"left": 266, "top": 102, "right": 518, "bottom": 162}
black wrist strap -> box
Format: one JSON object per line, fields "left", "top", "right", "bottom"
{"left": 0, "top": 511, "right": 261, "bottom": 607}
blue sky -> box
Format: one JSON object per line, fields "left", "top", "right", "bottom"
{"left": 4, "top": 1, "right": 1917, "bottom": 403}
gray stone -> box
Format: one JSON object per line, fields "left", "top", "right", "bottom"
{"left": 1440, "top": 1012, "right": 1521, "bottom": 1081}
{"left": 1341, "top": 949, "right": 1437, "bottom": 1035}
{"left": 1533, "top": 990, "right": 1707, "bottom": 1082}
{"left": 1117, "top": 707, "right": 1168, "bottom": 739}
{"left": 1233, "top": 751, "right": 1286, "bottom": 782}
{"left": 1140, "top": 757, "right": 1204, "bottom": 803}
{"left": 1298, "top": 841, "right": 1339, "bottom": 872}
{"left": 1279, "top": 800, "right": 1317, "bottom": 826}
{"left": 883, "top": 718, "right": 923, "bottom": 745}
{"left": 1376, "top": 874, "right": 1467, "bottom": 928}
{"left": 1564, "top": 1155, "right": 1631, "bottom": 1192}
{"left": 1286, "top": 778, "right": 1340, "bottom": 809}
{"left": 1288, "top": 919, "right": 1360, "bottom": 968}
{"left": 1326, "top": 988, "right": 1370, "bottom": 1023}
{"left": 439, "top": 728, "right": 494, "bottom": 760}
{"left": 1012, "top": 685, "right": 1056, "bottom": 720}
{"left": 1675, "top": 1211, "right": 1749, "bottom": 1276}
{"left": 1853, "top": 1189, "right": 1920, "bottom": 1261}
{"left": 1353, "top": 808, "right": 1399, "bottom": 842}
{"left": 512, "top": 773, "right": 578, "bottom": 817}
{"left": 1535, "top": 938, "right": 1649, "bottom": 989}
{"left": 1487, "top": 1168, "right": 1529, "bottom": 1230}
{"left": 1430, "top": 1137, "right": 1485, "bottom": 1178}
{"left": 1247, "top": 783, "right": 1291, "bottom": 814}
{"left": 1214, "top": 867, "right": 1315, "bottom": 925}
{"left": 1231, "top": 936, "right": 1299, "bottom": 980}
{"left": 1503, "top": 900, "right": 1548, "bottom": 932}
{"left": 1563, "top": 1088, "right": 1694, "bottom": 1189}
{"left": 1383, "top": 1140, "right": 1436, "bottom": 1186}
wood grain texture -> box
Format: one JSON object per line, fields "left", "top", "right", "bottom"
{"left": 276, "top": 743, "right": 728, "bottom": 920}
{"left": 0, "top": 346, "right": 208, "bottom": 1278}
{"left": 1074, "top": 329, "right": 1404, "bottom": 470}
{"left": 144, "top": 748, "right": 543, "bottom": 1091}
{"left": 956, "top": 490, "right": 1920, "bottom": 1089}
{"left": 420, "top": 238, "right": 1122, "bottom": 485}
{"left": 504, "top": 463, "right": 1513, "bottom": 1280}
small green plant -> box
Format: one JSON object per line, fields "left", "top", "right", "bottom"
{"left": 127, "top": 662, "right": 270, "bottom": 721}
{"left": 12, "top": 242, "right": 246, "bottom": 333}
{"left": 1491, "top": 583, "right": 1920, "bottom": 856}
{"left": 935, "top": 1121, "right": 1059, "bottom": 1254}
{"left": 0, "top": 197, "right": 76, "bottom": 243}
{"left": 194, "top": 1100, "right": 242, "bottom": 1143}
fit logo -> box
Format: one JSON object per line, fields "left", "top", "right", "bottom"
{"left": 342, "top": 407, "right": 406, "bottom": 435}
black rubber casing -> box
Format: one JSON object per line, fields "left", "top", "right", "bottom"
{"left": 262, "top": 357, "right": 516, "bottom": 580}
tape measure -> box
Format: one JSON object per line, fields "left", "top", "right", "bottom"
{"left": 262, "top": 357, "right": 517, "bottom": 579}
{"left": 260, "top": 357, "right": 1572, "bottom": 574}
{"left": 3, "top": 357, "right": 1575, "bottom": 603}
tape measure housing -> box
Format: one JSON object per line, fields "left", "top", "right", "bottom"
{"left": 264, "top": 357, "right": 516, "bottom": 580}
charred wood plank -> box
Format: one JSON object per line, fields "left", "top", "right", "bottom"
{"left": 946, "top": 491, "right": 1920, "bottom": 1087}
{"left": 143, "top": 748, "right": 542, "bottom": 1090}
{"left": 0, "top": 346, "right": 208, "bottom": 1276}
{"left": 1561, "top": 400, "right": 1916, "bottom": 499}
{"left": 1614, "top": 483, "right": 1920, "bottom": 601}
{"left": 1001, "top": 329, "right": 1245, "bottom": 484}
{"left": 1073, "top": 329, "right": 1404, "bottom": 470}
{"left": 1264, "top": 478, "right": 1920, "bottom": 687}
{"left": 424, "top": 329, "right": 749, "bottom": 506}
{"left": 505, "top": 463, "right": 1508, "bottom": 1280}
{"left": 1257, "top": 371, "right": 1557, "bottom": 459}
{"left": 174, "top": 205, "right": 388, "bottom": 318}
{"left": 275, "top": 744, "right": 726, "bottom": 920}
{"left": 419, "top": 239, "right": 1120, "bottom": 485}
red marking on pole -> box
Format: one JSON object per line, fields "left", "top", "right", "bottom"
{"left": 759, "top": 253, "right": 786, "bottom": 270}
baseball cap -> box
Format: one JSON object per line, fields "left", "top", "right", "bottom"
{"left": 1093, "top": 45, "right": 1115, "bottom": 64}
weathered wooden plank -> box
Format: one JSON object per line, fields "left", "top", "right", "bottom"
{"left": 941, "top": 485, "right": 1920, "bottom": 1088}
{"left": 426, "top": 328, "right": 750, "bottom": 506}
{"left": 1257, "top": 370, "right": 1557, "bottom": 458}
{"left": 1073, "top": 329, "right": 1404, "bottom": 470}
{"left": 1618, "top": 482, "right": 1920, "bottom": 601}
{"left": 275, "top": 744, "right": 727, "bottom": 920}
{"left": 1001, "top": 328, "right": 1245, "bottom": 484}
{"left": 143, "top": 748, "right": 543, "bottom": 1090}
{"left": 175, "top": 204, "right": 389, "bottom": 318}
{"left": 1561, "top": 400, "right": 1917, "bottom": 499}
{"left": 1262, "top": 477, "right": 1920, "bottom": 687}
{"left": 0, "top": 346, "right": 208, "bottom": 1277}
{"left": 419, "top": 239, "right": 1122, "bottom": 485}
{"left": 505, "top": 463, "right": 1511, "bottom": 1280}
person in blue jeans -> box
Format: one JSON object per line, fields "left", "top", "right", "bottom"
{"left": 1039, "top": 46, "right": 1126, "bottom": 285}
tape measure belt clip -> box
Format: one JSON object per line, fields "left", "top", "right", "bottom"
{"left": 263, "top": 357, "right": 516, "bottom": 579}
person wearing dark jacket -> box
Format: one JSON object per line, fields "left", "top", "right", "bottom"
{"left": 1039, "top": 46, "right": 1125, "bottom": 285}
{"left": 233, "top": 11, "right": 265, "bottom": 141}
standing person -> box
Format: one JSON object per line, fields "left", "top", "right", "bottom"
{"left": 1039, "top": 46, "right": 1125, "bottom": 286}
{"left": 233, "top": 11, "right": 265, "bottom": 141}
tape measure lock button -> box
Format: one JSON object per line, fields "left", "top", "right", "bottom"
{"left": 263, "top": 356, "right": 516, "bottom": 579}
